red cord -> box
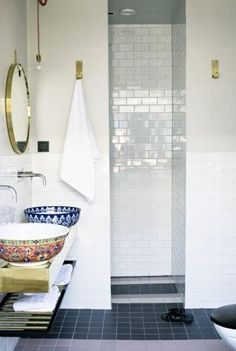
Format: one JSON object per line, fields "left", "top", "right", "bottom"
{"left": 37, "top": 0, "right": 40, "bottom": 58}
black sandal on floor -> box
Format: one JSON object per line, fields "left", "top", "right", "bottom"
{"left": 161, "top": 308, "right": 194, "bottom": 324}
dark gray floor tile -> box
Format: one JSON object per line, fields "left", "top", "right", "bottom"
{"left": 102, "top": 333, "right": 116, "bottom": 339}
{"left": 117, "top": 334, "right": 131, "bottom": 340}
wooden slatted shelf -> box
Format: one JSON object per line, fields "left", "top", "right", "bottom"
{"left": 0, "top": 260, "right": 75, "bottom": 336}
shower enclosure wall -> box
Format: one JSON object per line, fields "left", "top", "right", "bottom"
{"left": 172, "top": 22, "right": 186, "bottom": 301}
{"left": 109, "top": 25, "right": 173, "bottom": 277}
{"left": 109, "top": 3, "right": 186, "bottom": 298}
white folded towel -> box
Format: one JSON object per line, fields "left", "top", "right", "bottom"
{"left": 54, "top": 264, "right": 73, "bottom": 286}
{"left": 13, "top": 286, "right": 60, "bottom": 312}
{"left": 60, "top": 80, "right": 99, "bottom": 202}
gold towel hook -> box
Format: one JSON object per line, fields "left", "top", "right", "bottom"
{"left": 76, "top": 60, "right": 83, "bottom": 80}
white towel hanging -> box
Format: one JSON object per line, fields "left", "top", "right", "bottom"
{"left": 60, "top": 80, "right": 99, "bottom": 202}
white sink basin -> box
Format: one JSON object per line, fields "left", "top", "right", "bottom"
{"left": 0, "top": 223, "right": 69, "bottom": 267}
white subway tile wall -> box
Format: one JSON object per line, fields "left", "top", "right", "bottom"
{"left": 0, "top": 154, "right": 32, "bottom": 351}
{"left": 109, "top": 25, "right": 172, "bottom": 277}
{"left": 185, "top": 152, "right": 236, "bottom": 308}
{"left": 0, "top": 154, "right": 31, "bottom": 224}
{"left": 31, "top": 153, "right": 111, "bottom": 309}
{"left": 172, "top": 23, "right": 186, "bottom": 303}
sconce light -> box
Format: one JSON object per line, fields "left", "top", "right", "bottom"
{"left": 36, "top": 0, "right": 48, "bottom": 70}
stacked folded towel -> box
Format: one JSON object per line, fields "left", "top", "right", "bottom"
{"left": 13, "top": 286, "right": 60, "bottom": 312}
{"left": 54, "top": 264, "right": 73, "bottom": 286}
{"left": 13, "top": 264, "right": 73, "bottom": 313}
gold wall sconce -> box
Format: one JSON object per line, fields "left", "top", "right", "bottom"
{"left": 212, "top": 60, "right": 219, "bottom": 79}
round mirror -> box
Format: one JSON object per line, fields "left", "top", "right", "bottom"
{"left": 5, "top": 63, "right": 31, "bottom": 154}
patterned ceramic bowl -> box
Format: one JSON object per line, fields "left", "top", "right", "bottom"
{"left": 24, "top": 206, "right": 81, "bottom": 227}
{"left": 0, "top": 223, "right": 69, "bottom": 266}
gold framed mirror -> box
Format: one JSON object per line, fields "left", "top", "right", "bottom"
{"left": 5, "top": 63, "right": 31, "bottom": 154}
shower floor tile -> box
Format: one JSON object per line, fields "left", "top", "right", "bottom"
{"left": 111, "top": 283, "right": 178, "bottom": 295}
{"left": 111, "top": 294, "right": 182, "bottom": 304}
{"left": 111, "top": 276, "right": 174, "bottom": 285}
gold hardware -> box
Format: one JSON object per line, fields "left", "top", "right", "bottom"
{"left": 0, "top": 263, "right": 49, "bottom": 293}
{"left": 76, "top": 60, "right": 83, "bottom": 79}
{"left": 212, "top": 59, "right": 219, "bottom": 79}
{"left": 36, "top": 54, "right": 42, "bottom": 63}
{"left": 5, "top": 62, "right": 31, "bottom": 154}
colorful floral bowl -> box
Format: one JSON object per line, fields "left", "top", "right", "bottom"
{"left": 0, "top": 223, "right": 69, "bottom": 266}
{"left": 24, "top": 206, "right": 81, "bottom": 227}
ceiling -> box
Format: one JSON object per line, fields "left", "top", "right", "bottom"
{"left": 108, "top": 0, "right": 185, "bottom": 25}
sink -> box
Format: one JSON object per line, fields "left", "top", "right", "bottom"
{"left": 0, "top": 223, "right": 69, "bottom": 267}
{"left": 24, "top": 206, "right": 81, "bottom": 227}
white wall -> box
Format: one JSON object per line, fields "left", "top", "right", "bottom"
{"left": 31, "top": 153, "right": 111, "bottom": 309}
{"left": 186, "top": 0, "right": 236, "bottom": 152}
{"left": 27, "top": 0, "right": 109, "bottom": 153}
{"left": 185, "top": 0, "right": 236, "bottom": 307}
{"left": 186, "top": 152, "right": 236, "bottom": 308}
{"left": 0, "top": 0, "right": 32, "bottom": 235}
{"left": 109, "top": 25, "right": 173, "bottom": 277}
{"left": 0, "top": 0, "right": 28, "bottom": 155}
{"left": 0, "top": 1, "right": 31, "bottom": 349}
{"left": 27, "top": 0, "right": 111, "bottom": 309}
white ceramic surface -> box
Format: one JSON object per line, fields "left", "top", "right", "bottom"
{"left": 0, "top": 223, "right": 69, "bottom": 241}
{"left": 213, "top": 323, "right": 236, "bottom": 350}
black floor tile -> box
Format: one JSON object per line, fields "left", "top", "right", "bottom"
{"left": 59, "top": 333, "right": 74, "bottom": 339}
{"left": 145, "top": 334, "right": 160, "bottom": 340}
{"left": 172, "top": 328, "right": 186, "bottom": 334}
{"left": 117, "top": 334, "right": 130, "bottom": 339}
{"left": 104, "top": 321, "right": 117, "bottom": 327}
{"left": 103, "top": 327, "right": 117, "bottom": 333}
{"left": 160, "top": 334, "right": 174, "bottom": 340}
{"left": 31, "top": 304, "right": 219, "bottom": 341}
{"left": 74, "top": 327, "right": 88, "bottom": 333}
{"left": 159, "top": 328, "right": 173, "bottom": 334}
{"left": 131, "top": 328, "right": 145, "bottom": 334}
{"left": 118, "top": 305, "right": 129, "bottom": 312}
{"left": 90, "top": 322, "right": 103, "bottom": 328}
{"left": 188, "top": 333, "right": 203, "bottom": 339}
{"left": 144, "top": 328, "right": 158, "bottom": 334}
{"left": 89, "top": 327, "right": 103, "bottom": 333}
{"left": 117, "top": 318, "right": 129, "bottom": 324}
{"left": 102, "top": 333, "right": 116, "bottom": 339}
{"left": 79, "top": 310, "right": 92, "bottom": 316}
{"left": 76, "top": 322, "right": 90, "bottom": 328}
{"left": 174, "top": 334, "right": 188, "bottom": 340}
{"left": 131, "top": 334, "right": 145, "bottom": 340}
{"left": 87, "top": 334, "right": 102, "bottom": 339}
{"left": 117, "top": 328, "right": 131, "bottom": 334}
{"left": 131, "top": 313, "right": 144, "bottom": 318}
{"left": 144, "top": 322, "right": 157, "bottom": 329}
{"left": 73, "top": 333, "right": 87, "bottom": 339}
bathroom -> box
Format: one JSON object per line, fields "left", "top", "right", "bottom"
{"left": 0, "top": 0, "right": 236, "bottom": 350}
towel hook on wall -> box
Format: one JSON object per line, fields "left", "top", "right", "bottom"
{"left": 76, "top": 60, "right": 83, "bottom": 80}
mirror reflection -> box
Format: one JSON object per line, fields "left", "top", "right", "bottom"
{"left": 5, "top": 63, "right": 31, "bottom": 154}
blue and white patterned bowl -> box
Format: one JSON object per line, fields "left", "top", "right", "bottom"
{"left": 24, "top": 206, "right": 81, "bottom": 227}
